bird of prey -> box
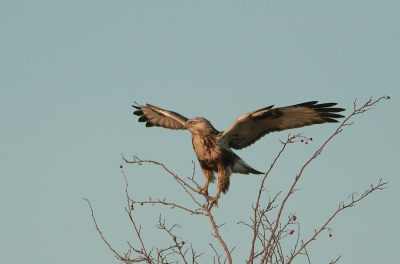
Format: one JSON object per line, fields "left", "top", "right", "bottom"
{"left": 133, "top": 101, "right": 345, "bottom": 205}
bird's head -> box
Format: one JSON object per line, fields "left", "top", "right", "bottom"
{"left": 185, "top": 117, "right": 218, "bottom": 135}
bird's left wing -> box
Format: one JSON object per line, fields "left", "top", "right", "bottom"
{"left": 133, "top": 103, "right": 188, "bottom": 130}
{"left": 218, "top": 101, "right": 345, "bottom": 150}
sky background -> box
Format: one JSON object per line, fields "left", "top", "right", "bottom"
{"left": 1, "top": 1, "right": 399, "bottom": 263}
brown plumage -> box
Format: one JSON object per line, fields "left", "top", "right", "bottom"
{"left": 133, "top": 101, "right": 345, "bottom": 205}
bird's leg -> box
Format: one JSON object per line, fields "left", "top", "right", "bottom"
{"left": 208, "top": 189, "right": 222, "bottom": 207}
{"left": 208, "top": 165, "right": 231, "bottom": 207}
{"left": 198, "top": 168, "right": 215, "bottom": 198}
{"left": 199, "top": 180, "right": 210, "bottom": 197}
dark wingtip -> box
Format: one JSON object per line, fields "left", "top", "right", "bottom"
{"left": 324, "top": 118, "right": 340, "bottom": 123}
{"left": 312, "top": 102, "right": 346, "bottom": 122}
{"left": 320, "top": 113, "right": 345, "bottom": 119}
{"left": 312, "top": 102, "right": 337, "bottom": 108}
{"left": 145, "top": 122, "right": 155, "bottom": 127}
{"left": 132, "top": 101, "right": 142, "bottom": 109}
{"left": 138, "top": 115, "right": 148, "bottom": 122}
{"left": 335, "top": 108, "right": 346, "bottom": 113}
{"left": 294, "top": 101, "right": 319, "bottom": 107}
{"left": 317, "top": 107, "right": 345, "bottom": 113}
{"left": 133, "top": 110, "right": 143, "bottom": 116}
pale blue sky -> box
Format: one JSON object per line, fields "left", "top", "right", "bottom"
{"left": 1, "top": 1, "right": 399, "bottom": 263}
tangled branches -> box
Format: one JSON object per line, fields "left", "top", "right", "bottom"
{"left": 84, "top": 96, "right": 389, "bottom": 263}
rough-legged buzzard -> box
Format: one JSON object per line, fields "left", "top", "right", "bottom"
{"left": 133, "top": 101, "right": 345, "bottom": 205}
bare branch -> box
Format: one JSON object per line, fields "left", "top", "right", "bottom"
{"left": 123, "top": 154, "right": 206, "bottom": 209}
{"left": 204, "top": 205, "right": 232, "bottom": 264}
{"left": 86, "top": 96, "right": 389, "bottom": 263}
{"left": 258, "top": 96, "right": 389, "bottom": 263}
{"left": 84, "top": 198, "right": 153, "bottom": 263}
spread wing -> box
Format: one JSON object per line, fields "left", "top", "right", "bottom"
{"left": 133, "top": 103, "right": 188, "bottom": 130}
{"left": 218, "top": 101, "right": 345, "bottom": 150}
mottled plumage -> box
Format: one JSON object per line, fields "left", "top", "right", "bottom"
{"left": 133, "top": 101, "right": 345, "bottom": 205}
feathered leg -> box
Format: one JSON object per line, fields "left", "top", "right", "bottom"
{"left": 209, "top": 165, "right": 232, "bottom": 207}
{"left": 199, "top": 167, "right": 215, "bottom": 197}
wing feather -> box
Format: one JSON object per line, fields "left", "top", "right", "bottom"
{"left": 218, "top": 101, "right": 345, "bottom": 150}
{"left": 133, "top": 103, "right": 188, "bottom": 130}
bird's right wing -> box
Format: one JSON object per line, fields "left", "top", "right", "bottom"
{"left": 133, "top": 103, "right": 188, "bottom": 130}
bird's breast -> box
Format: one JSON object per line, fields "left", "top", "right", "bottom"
{"left": 191, "top": 134, "right": 234, "bottom": 171}
{"left": 192, "top": 135, "right": 221, "bottom": 159}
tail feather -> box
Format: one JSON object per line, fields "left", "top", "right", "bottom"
{"left": 232, "top": 155, "right": 264, "bottom": 175}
